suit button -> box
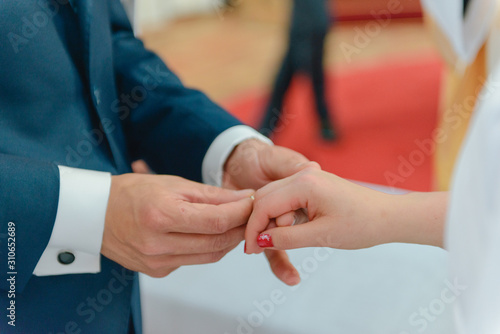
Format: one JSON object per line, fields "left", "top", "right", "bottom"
{"left": 58, "top": 251, "right": 75, "bottom": 265}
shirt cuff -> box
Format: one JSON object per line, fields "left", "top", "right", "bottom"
{"left": 202, "top": 125, "right": 273, "bottom": 187}
{"left": 33, "top": 166, "right": 111, "bottom": 276}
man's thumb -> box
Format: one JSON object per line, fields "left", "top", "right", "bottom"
{"left": 262, "top": 146, "right": 321, "bottom": 180}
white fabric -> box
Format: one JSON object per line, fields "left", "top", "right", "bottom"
{"left": 445, "top": 60, "right": 500, "bottom": 334}
{"left": 33, "top": 166, "right": 111, "bottom": 276}
{"left": 486, "top": 1, "right": 500, "bottom": 74}
{"left": 202, "top": 125, "right": 273, "bottom": 187}
{"left": 120, "top": 0, "right": 139, "bottom": 34}
{"left": 140, "top": 183, "right": 452, "bottom": 334}
{"left": 34, "top": 126, "right": 268, "bottom": 275}
{"left": 421, "top": 0, "right": 496, "bottom": 68}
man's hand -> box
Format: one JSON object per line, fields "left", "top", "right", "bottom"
{"left": 223, "top": 139, "right": 320, "bottom": 286}
{"left": 223, "top": 139, "right": 319, "bottom": 190}
{"left": 102, "top": 173, "right": 254, "bottom": 278}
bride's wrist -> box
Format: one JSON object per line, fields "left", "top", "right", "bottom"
{"left": 367, "top": 192, "right": 405, "bottom": 246}
{"left": 382, "top": 192, "right": 446, "bottom": 247}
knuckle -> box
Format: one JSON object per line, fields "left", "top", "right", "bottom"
{"left": 211, "top": 234, "right": 228, "bottom": 251}
{"left": 210, "top": 213, "right": 229, "bottom": 234}
{"left": 130, "top": 234, "right": 154, "bottom": 256}
{"left": 296, "top": 169, "right": 318, "bottom": 186}
{"left": 208, "top": 250, "right": 226, "bottom": 263}
{"left": 140, "top": 203, "right": 164, "bottom": 231}
{"left": 252, "top": 198, "right": 264, "bottom": 212}
{"left": 317, "top": 236, "right": 329, "bottom": 248}
{"left": 168, "top": 175, "right": 183, "bottom": 185}
{"left": 309, "top": 161, "right": 321, "bottom": 169}
{"left": 226, "top": 159, "right": 243, "bottom": 177}
{"left": 202, "top": 185, "right": 221, "bottom": 202}
{"left": 253, "top": 191, "right": 263, "bottom": 203}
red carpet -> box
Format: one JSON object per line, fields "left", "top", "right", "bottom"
{"left": 222, "top": 55, "right": 443, "bottom": 191}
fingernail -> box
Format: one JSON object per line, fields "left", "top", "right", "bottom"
{"left": 283, "top": 269, "right": 301, "bottom": 286}
{"left": 288, "top": 275, "right": 301, "bottom": 286}
{"left": 257, "top": 234, "right": 274, "bottom": 248}
{"left": 295, "top": 162, "right": 307, "bottom": 168}
{"left": 244, "top": 242, "right": 247, "bottom": 254}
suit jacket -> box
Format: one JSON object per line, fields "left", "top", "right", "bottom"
{"left": 0, "top": 0, "right": 241, "bottom": 332}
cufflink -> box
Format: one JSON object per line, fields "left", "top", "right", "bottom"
{"left": 57, "top": 251, "right": 75, "bottom": 265}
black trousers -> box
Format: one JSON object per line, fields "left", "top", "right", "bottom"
{"left": 260, "top": 32, "right": 331, "bottom": 135}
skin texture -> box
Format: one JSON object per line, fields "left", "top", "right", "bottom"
{"left": 103, "top": 139, "right": 318, "bottom": 285}
{"left": 102, "top": 174, "right": 254, "bottom": 278}
{"left": 222, "top": 139, "right": 321, "bottom": 286}
{"left": 245, "top": 168, "right": 448, "bottom": 255}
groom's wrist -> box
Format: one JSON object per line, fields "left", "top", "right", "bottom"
{"left": 202, "top": 125, "right": 272, "bottom": 187}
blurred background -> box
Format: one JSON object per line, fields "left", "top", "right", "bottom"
{"left": 133, "top": 0, "right": 446, "bottom": 192}
{"left": 134, "top": 1, "right": 463, "bottom": 334}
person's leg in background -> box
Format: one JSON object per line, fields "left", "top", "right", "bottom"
{"left": 260, "top": 48, "right": 296, "bottom": 137}
{"left": 310, "top": 31, "right": 336, "bottom": 140}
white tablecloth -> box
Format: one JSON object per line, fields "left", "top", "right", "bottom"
{"left": 140, "top": 183, "right": 453, "bottom": 334}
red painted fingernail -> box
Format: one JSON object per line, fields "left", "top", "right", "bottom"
{"left": 257, "top": 234, "right": 274, "bottom": 248}
{"left": 244, "top": 242, "right": 247, "bottom": 253}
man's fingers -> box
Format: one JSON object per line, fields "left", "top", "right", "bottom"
{"left": 172, "top": 197, "right": 253, "bottom": 234}
{"left": 185, "top": 182, "right": 254, "bottom": 205}
{"left": 141, "top": 244, "right": 239, "bottom": 278}
{"left": 142, "top": 226, "right": 245, "bottom": 256}
{"left": 131, "top": 160, "right": 153, "bottom": 174}
{"left": 275, "top": 209, "right": 309, "bottom": 228}
{"left": 264, "top": 249, "right": 301, "bottom": 286}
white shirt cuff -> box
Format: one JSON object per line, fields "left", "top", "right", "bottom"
{"left": 202, "top": 125, "right": 273, "bottom": 187}
{"left": 33, "top": 166, "right": 111, "bottom": 276}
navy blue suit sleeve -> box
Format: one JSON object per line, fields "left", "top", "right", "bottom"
{"left": 109, "top": 0, "right": 242, "bottom": 182}
{"left": 0, "top": 154, "right": 60, "bottom": 292}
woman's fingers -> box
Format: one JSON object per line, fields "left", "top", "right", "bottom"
{"left": 275, "top": 209, "right": 309, "bottom": 227}
{"left": 256, "top": 218, "right": 332, "bottom": 251}
{"left": 275, "top": 212, "right": 296, "bottom": 227}
{"left": 245, "top": 183, "right": 310, "bottom": 253}
{"left": 254, "top": 165, "right": 317, "bottom": 199}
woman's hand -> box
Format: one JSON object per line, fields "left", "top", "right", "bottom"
{"left": 244, "top": 168, "right": 447, "bottom": 254}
